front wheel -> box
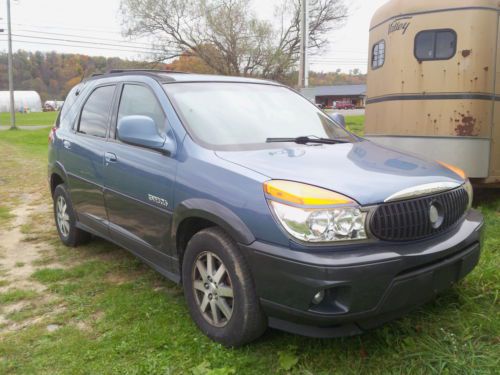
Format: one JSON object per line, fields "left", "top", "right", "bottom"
{"left": 182, "top": 227, "right": 267, "bottom": 347}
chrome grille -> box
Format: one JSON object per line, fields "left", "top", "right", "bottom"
{"left": 370, "top": 187, "right": 469, "bottom": 241}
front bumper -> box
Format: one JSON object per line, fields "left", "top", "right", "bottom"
{"left": 241, "top": 209, "right": 483, "bottom": 338}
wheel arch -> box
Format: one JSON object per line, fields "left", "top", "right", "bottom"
{"left": 172, "top": 199, "right": 255, "bottom": 270}
{"left": 50, "top": 162, "right": 68, "bottom": 197}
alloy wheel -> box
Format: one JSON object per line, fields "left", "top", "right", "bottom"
{"left": 192, "top": 251, "right": 234, "bottom": 327}
{"left": 56, "top": 195, "right": 70, "bottom": 238}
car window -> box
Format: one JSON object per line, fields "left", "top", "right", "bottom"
{"left": 165, "top": 82, "right": 356, "bottom": 150}
{"left": 415, "top": 29, "right": 456, "bottom": 60}
{"left": 58, "top": 82, "right": 87, "bottom": 129}
{"left": 78, "top": 85, "right": 115, "bottom": 138}
{"left": 117, "top": 84, "right": 166, "bottom": 137}
{"left": 371, "top": 40, "right": 385, "bottom": 69}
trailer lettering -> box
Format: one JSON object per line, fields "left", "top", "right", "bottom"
{"left": 388, "top": 18, "right": 411, "bottom": 35}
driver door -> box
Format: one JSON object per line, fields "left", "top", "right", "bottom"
{"left": 103, "top": 83, "right": 177, "bottom": 267}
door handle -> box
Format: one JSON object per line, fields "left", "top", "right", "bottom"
{"left": 63, "top": 139, "right": 71, "bottom": 149}
{"left": 105, "top": 152, "right": 117, "bottom": 163}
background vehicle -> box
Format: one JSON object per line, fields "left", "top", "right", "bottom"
{"left": 365, "top": 0, "right": 500, "bottom": 185}
{"left": 334, "top": 100, "right": 355, "bottom": 110}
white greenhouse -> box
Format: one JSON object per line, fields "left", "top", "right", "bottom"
{"left": 0, "top": 91, "right": 42, "bottom": 112}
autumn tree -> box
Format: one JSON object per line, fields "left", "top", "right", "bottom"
{"left": 120, "top": 0, "right": 348, "bottom": 81}
{"left": 165, "top": 53, "right": 216, "bottom": 74}
{"left": 0, "top": 51, "right": 156, "bottom": 101}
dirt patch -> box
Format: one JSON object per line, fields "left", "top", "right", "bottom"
{"left": 105, "top": 268, "right": 147, "bottom": 285}
{"left": 0, "top": 196, "right": 48, "bottom": 291}
{"left": 1, "top": 304, "right": 67, "bottom": 334}
{"left": 0, "top": 193, "right": 64, "bottom": 332}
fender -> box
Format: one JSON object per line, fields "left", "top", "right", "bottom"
{"left": 171, "top": 198, "right": 256, "bottom": 250}
{"left": 49, "top": 161, "right": 69, "bottom": 193}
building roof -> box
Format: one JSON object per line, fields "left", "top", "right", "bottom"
{"left": 0, "top": 90, "right": 42, "bottom": 112}
{"left": 300, "top": 84, "right": 366, "bottom": 99}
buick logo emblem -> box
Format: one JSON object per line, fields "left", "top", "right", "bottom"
{"left": 429, "top": 202, "right": 444, "bottom": 229}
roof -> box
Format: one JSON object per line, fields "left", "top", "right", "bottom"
{"left": 371, "top": 0, "right": 499, "bottom": 29}
{"left": 86, "top": 70, "right": 278, "bottom": 85}
{"left": 300, "top": 84, "right": 367, "bottom": 98}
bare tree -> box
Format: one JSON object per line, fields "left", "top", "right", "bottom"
{"left": 120, "top": 0, "right": 347, "bottom": 81}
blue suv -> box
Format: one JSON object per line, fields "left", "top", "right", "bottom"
{"left": 48, "top": 70, "right": 483, "bottom": 346}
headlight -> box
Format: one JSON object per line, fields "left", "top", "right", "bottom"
{"left": 464, "top": 179, "right": 473, "bottom": 210}
{"left": 264, "top": 180, "right": 367, "bottom": 243}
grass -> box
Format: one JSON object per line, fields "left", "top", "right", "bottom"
{"left": 0, "top": 123, "right": 498, "bottom": 374}
{"left": 0, "top": 289, "right": 38, "bottom": 304}
{"left": 0, "top": 206, "right": 13, "bottom": 225}
{"left": 345, "top": 115, "right": 365, "bottom": 136}
{"left": 0, "top": 111, "right": 58, "bottom": 127}
{"left": 0, "top": 126, "right": 50, "bottom": 156}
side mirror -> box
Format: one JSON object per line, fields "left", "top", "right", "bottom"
{"left": 117, "top": 115, "right": 176, "bottom": 155}
{"left": 329, "top": 113, "right": 346, "bottom": 128}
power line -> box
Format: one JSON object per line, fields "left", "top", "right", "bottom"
{"left": 10, "top": 34, "right": 180, "bottom": 54}
{"left": 9, "top": 28, "right": 157, "bottom": 49}
{"left": 0, "top": 37, "right": 178, "bottom": 56}
{"left": 4, "top": 22, "right": 125, "bottom": 35}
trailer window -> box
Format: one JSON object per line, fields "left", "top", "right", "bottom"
{"left": 371, "top": 40, "right": 385, "bottom": 69}
{"left": 415, "top": 29, "right": 457, "bottom": 60}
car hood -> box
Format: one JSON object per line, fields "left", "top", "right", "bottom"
{"left": 215, "top": 140, "right": 464, "bottom": 205}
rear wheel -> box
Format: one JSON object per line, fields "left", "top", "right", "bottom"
{"left": 53, "top": 184, "right": 91, "bottom": 247}
{"left": 182, "top": 227, "right": 267, "bottom": 347}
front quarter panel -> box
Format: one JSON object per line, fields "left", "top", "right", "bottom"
{"left": 172, "top": 137, "right": 290, "bottom": 250}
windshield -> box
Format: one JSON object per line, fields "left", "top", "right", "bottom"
{"left": 164, "top": 82, "right": 357, "bottom": 150}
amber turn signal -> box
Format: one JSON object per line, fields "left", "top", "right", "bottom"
{"left": 263, "top": 180, "right": 354, "bottom": 206}
{"left": 438, "top": 161, "right": 467, "bottom": 180}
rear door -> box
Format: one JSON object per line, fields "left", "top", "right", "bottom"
{"left": 61, "top": 84, "right": 116, "bottom": 234}
{"left": 103, "top": 82, "right": 178, "bottom": 272}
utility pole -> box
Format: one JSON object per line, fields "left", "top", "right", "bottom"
{"left": 7, "top": 0, "right": 15, "bottom": 129}
{"left": 298, "top": 0, "right": 309, "bottom": 88}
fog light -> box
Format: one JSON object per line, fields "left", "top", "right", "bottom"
{"left": 312, "top": 290, "right": 325, "bottom": 305}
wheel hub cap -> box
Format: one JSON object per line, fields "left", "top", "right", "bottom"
{"left": 56, "top": 196, "right": 70, "bottom": 238}
{"left": 192, "top": 251, "right": 234, "bottom": 327}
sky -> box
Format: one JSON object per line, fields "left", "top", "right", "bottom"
{"left": 0, "top": 0, "right": 389, "bottom": 73}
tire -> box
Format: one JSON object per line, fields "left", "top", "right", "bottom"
{"left": 182, "top": 227, "right": 267, "bottom": 347}
{"left": 53, "top": 184, "right": 91, "bottom": 247}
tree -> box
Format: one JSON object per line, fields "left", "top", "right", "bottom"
{"left": 0, "top": 51, "right": 157, "bottom": 101}
{"left": 165, "top": 53, "right": 216, "bottom": 74}
{"left": 120, "top": 0, "right": 348, "bottom": 81}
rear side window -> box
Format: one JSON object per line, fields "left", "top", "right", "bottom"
{"left": 78, "top": 85, "right": 115, "bottom": 138}
{"left": 415, "top": 29, "right": 457, "bottom": 60}
{"left": 371, "top": 40, "right": 385, "bottom": 69}
{"left": 117, "top": 84, "right": 166, "bottom": 137}
{"left": 58, "top": 83, "right": 85, "bottom": 128}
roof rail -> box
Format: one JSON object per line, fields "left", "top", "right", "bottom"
{"left": 107, "top": 69, "right": 189, "bottom": 74}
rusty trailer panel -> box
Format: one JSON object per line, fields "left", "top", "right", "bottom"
{"left": 365, "top": 0, "right": 500, "bottom": 183}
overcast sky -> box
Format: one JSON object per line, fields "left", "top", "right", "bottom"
{"left": 0, "top": 0, "right": 388, "bottom": 73}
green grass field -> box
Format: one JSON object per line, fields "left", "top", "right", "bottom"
{"left": 345, "top": 115, "right": 364, "bottom": 136}
{"left": 0, "top": 112, "right": 362, "bottom": 131}
{"left": 0, "top": 126, "right": 498, "bottom": 374}
{"left": 0, "top": 111, "right": 58, "bottom": 126}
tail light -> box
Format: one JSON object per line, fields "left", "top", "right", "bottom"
{"left": 48, "top": 126, "right": 57, "bottom": 143}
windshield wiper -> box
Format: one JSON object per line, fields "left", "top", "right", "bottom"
{"left": 266, "top": 136, "right": 348, "bottom": 145}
